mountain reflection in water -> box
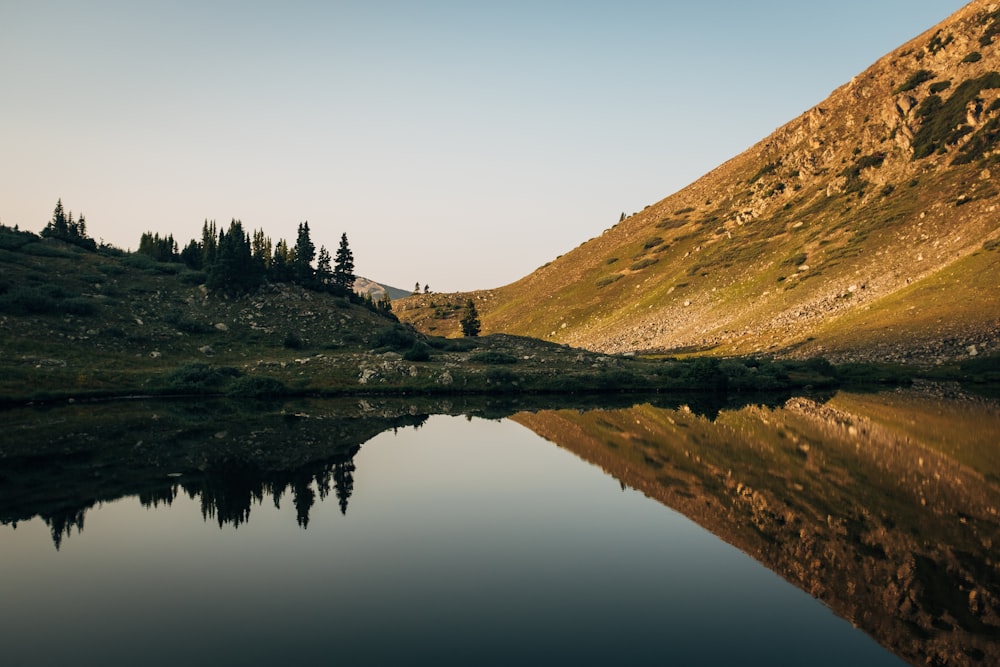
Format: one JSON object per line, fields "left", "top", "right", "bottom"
{"left": 1, "top": 386, "right": 997, "bottom": 666}
{"left": 512, "top": 385, "right": 1000, "bottom": 667}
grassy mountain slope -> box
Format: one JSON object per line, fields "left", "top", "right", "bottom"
{"left": 399, "top": 1, "right": 1000, "bottom": 363}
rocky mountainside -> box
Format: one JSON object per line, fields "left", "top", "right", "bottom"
{"left": 398, "top": 1, "right": 1000, "bottom": 364}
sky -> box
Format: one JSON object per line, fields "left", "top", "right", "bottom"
{"left": 1, "top": 1, "right": 971, "bottom": 292}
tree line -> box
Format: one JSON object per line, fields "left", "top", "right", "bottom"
{"left": 32, "top": 199, "right": 391, "bottom": 312}
{"left": 138, "top": 219, "right": 357, "bottom": 297}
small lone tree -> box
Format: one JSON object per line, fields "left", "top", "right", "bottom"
{"left": 332, "top": 232, "right": 355, "bottom": 294}
{"left": 460, "top": 299, "right": 481, "bottom": 337}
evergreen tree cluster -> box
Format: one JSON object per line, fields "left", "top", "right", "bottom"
{"left": 41, "top": 199, "right": 97, "bottom": 251}
{"left": 140, "top": 218, "right": 361, "bottom": 301}
{"left": 138, "top": 232, "right": 178, "bottom": 263}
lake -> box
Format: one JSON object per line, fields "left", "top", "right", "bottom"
{"left": 1, "top": 387, "right": 997, "bottom": 666}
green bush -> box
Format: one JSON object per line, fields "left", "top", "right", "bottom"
{"left": 20, "top": 242, "right": 74, "bottom": 258}
{"left": 403, "top": 341, "right": 432, "bottom": 362}
{"left": 596, "top": 274, "right": 623, "bottom": 288}
{"left": 61, "top": 297, "right": 97, "bottom": 316}
{"left": 963, "top": 52, "right": 983, "bottom": 63}
{"left": 470, "top": 351, "right": 519, "bottom": 365}
{"left": 163, "top": 364, "right": 242, "bottom": 392}
{"left": 227, "top": 375, "right": 287, "bottom": 397}
{"left": 0, "top": 287, "right": 58, "bottom": 314}
{"left": 179, "top": 270, "right": 207, "bottom": 285}
{"left": 283, "top": 331, "right": 304, "bottom": 349}
{"left": 893, "top": 69, "right": 934, "bottom": 94}
{"left": 371, "top": 325, "right": 416, "bottom": 351}
{"left": 912, "top": 72, "right": 1000, "bottom": 160}
{"left": 629, "top": 257, "right": 658, "bottom": 271}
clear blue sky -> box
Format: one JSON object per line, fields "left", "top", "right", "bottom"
{"left": 1, "top": 1, "right": 970, "bottom": 292}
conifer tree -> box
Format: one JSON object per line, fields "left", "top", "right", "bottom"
{"left": 292, "top": 221, "right": 315, "bottom": 285}
{"left": 332, "top": 232, "right": 355, "bottom": 294}
{"left": 252, "top": 229, "right": 272, "bottom": 269}
{"left": 270, "top": 239, "right": 294, "bottom": 282}
{"left": 206, "top": 219, "right": 263, "bottom": 295}
{"left": 316, "top": 245, "right": 332, "bottom": 286}
{"left": 460, "top": 299, "right": 481, "bottom": 337}
{"left": 201, "top": 220, "right": 218, "bottom": 267}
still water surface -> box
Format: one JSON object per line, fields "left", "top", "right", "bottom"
{"left": 2, "top": 390, "right": 996, "bottom": 666}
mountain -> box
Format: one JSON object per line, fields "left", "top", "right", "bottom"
{"left": 398, "top": 1, "right": 1000, "bottom": 364}
{"left": 353, "top": 276, "right": 412, "bottom": 302}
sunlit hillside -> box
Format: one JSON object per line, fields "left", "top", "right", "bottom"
{"left": 399, "top": 0, "right": 1000, "bottom": 364}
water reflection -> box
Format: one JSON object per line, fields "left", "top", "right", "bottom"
{"left": 511, "top": 385, "right": 1000, "bottom": 667}
{"left": 1, "top": 387, "right": 997, "bottom": 665}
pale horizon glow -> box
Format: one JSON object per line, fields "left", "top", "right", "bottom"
{"left": 1, "top": 1, "right": 969, "bottom": 292}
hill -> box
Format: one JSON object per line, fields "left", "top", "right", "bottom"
{"left": 353, "top": 276, "right": 412, "bottom": 302}
{"left": 6, "top": 225, "right": 892, "bottom": 402}
{"left": 398, "top": 1, "right": 1000, "bottom": 364}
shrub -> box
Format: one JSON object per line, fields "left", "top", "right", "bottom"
{"left": 283, "top": 331, "right": 304, "bottom": 349}
{"left": 642, "top": 236, "right": 664, "bottom": 250}
{"left": 163, "top": 364, "right": 242, "bottom": 392}
{"left": 61, "top": 297, "right": 97, "bottom": 316}
{"left": 20, "top": 242, "right": 73, "bottom": 258}
{"left": 179, "top": 270, "right": 207, "bottom": 285}
{"left": 962, "top": 52, "right": 982, "bottom": 63}
{"left": 470, "top": 351, "right": 519, "bottom": 365}
{"left": 0, "top": 287, "right": 58, "bottom": 314}
{"left": 893, "top": 69, "right": 934, "bottom": 94}
{"left": 403, "top": 341, "right": 432, "bottom": 362}
{"left": 929, "top": 80, "right": 952, "bottom": 94}
{"left": 371, "top": 325, "right": 416, "bottom": 351}
{"left": 912, "top": 72, "right": 1000, "bottom": 160}
{"left": 596, "top": 274, "right": 623, "bottom": 288}
{"left": 227, "top": 375, "right": 287, "bottom": 398}
{"left": 629, "top": 257, "right": 658, "bottom": 271}
{"left": 484, "top": 368, "right": 518, "bottom": 387}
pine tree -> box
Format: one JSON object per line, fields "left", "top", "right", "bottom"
{"left": 42, "top": 199, "right": 69, "bottom": 239}
{"left": 201, "top": 220, "right": 218, "bottom": 267}
{"left": 316, "top": 245, "right": 332, "bottom": 286}
{"left": 460, "top": 299, "right": 481, "bottom": 337}
{"left": 270, "top": 239, "right": 294, "bottom": 282}
{"left": 292, "top": 221, "right": 316, "bottom": 285}
{"left": 252, "top": 229, "right": 272, "bottom": 269}
{"left": 180, "top": 238, "right": 203, "bottom": 269}
{"left": 332, "top": 232, "right": 355, "bottom": 294}
{"left": 206, "top": 219, "right": 263, "bottom": 295}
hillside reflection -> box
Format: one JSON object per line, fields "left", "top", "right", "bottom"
{"left": 2, "top": 387, "right": 998, "bottom": 665}
{"left": 511, "top": 385, "right": 1000, "bottom": 667}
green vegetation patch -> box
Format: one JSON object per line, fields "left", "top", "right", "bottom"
{"left": 840, "top": 152, "right": 886, "bottom": 193}
{"left": 629, "top": 257, "right": 659, "bottom": 271}
{"left": 596, "top": 274, "right": 624, "bottom": 288}
{"left": 929, "top": 80, "right": 952, "bottom": 94}
{"left": 894, "top": 69, "right": 934, "bottom": 94}
{"left": 161, "top": 363, "right": 243, "bottom": 394}
{"left": 748, "top": 160, "right": 781, "bottom": 184}
{"left": 912, "top": 72, "right": 1000, "bottom": 160}
{"left": 469, "top": 351, "right": 519, "bottom": 365}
